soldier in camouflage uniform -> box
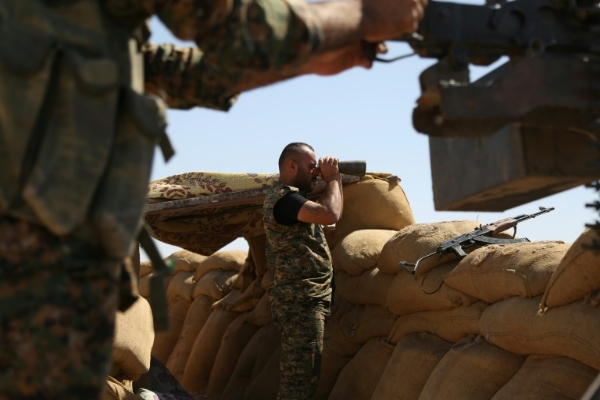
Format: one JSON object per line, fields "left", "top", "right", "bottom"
{"left": 0, "top": 0, "right": 426, "bottom": 398}
{"left": 264, "top": 143, "right": 343, "bottom": 399}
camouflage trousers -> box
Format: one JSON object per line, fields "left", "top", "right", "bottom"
{"left": 270, "top": 297, "right": 329, "bottom": 400}
{"left": 0, "top": 217, "right": 120, "bottom": 400}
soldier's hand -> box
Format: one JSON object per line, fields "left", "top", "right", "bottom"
{"left": 318, "top": 157, "right": 340, "bottom": 183}
{"left": 299, "top": 41, "right": 387, "bottom": 76}
{"left": 361, "top": 0, "right": 428, "bottom": 42}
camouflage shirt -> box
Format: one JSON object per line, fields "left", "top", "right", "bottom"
{"left": 263, "top": 183, "right": 332, "bottom": 302}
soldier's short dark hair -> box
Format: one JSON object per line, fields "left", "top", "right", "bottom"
{"left": 278, "top": 142, "right": 314, "bottom": 169}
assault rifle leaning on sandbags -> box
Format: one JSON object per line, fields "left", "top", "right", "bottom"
{"left": 399, "top": 207, "right": 555, "bottom": 275}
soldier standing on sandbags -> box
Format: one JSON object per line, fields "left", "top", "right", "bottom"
{"left": 0, "top": 0, "right": 426, "bottom": 398}
{"left": 264, "top": 143, "right": 342, "bottom": 399}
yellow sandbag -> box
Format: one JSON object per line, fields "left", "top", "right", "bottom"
{"left": 540, "top": 228, "right": 600, "bottom": 311}
{"left": 340, "top": 304, "right": 396, "bottom": 345}
{"left": 335, "top": 267, "right": 395, "bottom": 306}
{"left": 492, "top": 355, "right": 599, "bottom": 400}
{"left": 261, "top": 268, "right": 275, "bottom": 291}
{"left": 111, "top": 297, "right": 154, "bottom": 381}
{"left": 329, "top": 337, "right": 394, "bottom": 400}
{"left": 444, "top": 241, "right": 569, "bottom": 303}
{"left": 244, "top": 293, "right": 271, "bottom": 327}
{"left": 103, "top": 377, "right": 142, "bottom": 400}
{"left": 371, "top": 332, "right": 453, "bottom": 400}
{"left": 378, "top": 220, "right": 484, "bottom": 276}
{"left": 481, "top": 296, "right": 600, "bottom": 370}
{"left": 139, "top": 261, "right": 153, "bottom": 278}
{"left": 243, "top": 346, "right": 282, "bottom": 400}
{"left": 331, "top": 229, "right": 397, "bottom": 276}
{"left": 388, "top": 301, "right": 486, "bottom": 344}
{"left": 385, "top": 260, "right": 477, "bottom": 316}
{"left": 192, "top": 249, "right": 247, "bottom": 283}
{"left": 166, "top": 271, "right": 195, "bottom": 303}
{"left": 150, "top": 296, "right": 190, "bottom": 365}
{"left": 212, "top": 278, "right": 264, "bottom": 313}
{"left": 192, "top": 269, "right": 238, "bottom": 300}
{"left": 139, "top": 273, "right": 173, "bottom": 299}
{"left": 166, "top": 249, "right": 207, "bottom": 273}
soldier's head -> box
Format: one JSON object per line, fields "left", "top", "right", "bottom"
{"left": 278, "top": 142, "right": 319, "bottom": 192}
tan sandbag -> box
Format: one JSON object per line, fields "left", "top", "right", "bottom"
{"left": 492, "top": 355, "right": 599, "bottom": 400}
{"left": 212, "top": 278, "right": 264, "bottom": 312}
{"left": 103, "top": 377, "right": 142, "bottom": 400}
{"left": 111, "top": 297, "right": 154, "bottom": 381}
{"left": 340, "top": 304, "right": 396, "bottom": 344}
{"left": 335, "top": 267, "right": 394, "bottom": 306}
{"left": 193, "top": 249, "right": 247, "bottom": 283}
{"left": 385, "top": 260, "right": 477, "bottom": 316}
{"left": 139, "top": 261, "right": 153, "bottom": 278}
{"left": 166, "top": 271, "right": 195, "bottom": 303}
{"left": 207, "top": 314, "right": 260, "bottom": 399}
{"left": 332, "top": 229, "right": 397, "bottom": 276}
{"left": 139, "top": 274, "right": 173, "bottom": 299}
{"left": 221, "top": 324, "right": 281, "bottom": 400}
{"left": 444, "top": 241, "right": 569, "bottom": 303}
{"left": 166, "top": 295, "right": 213, "bottom": 383}
{"left": 246, "top": 233, "right": 268, "bottom": 279}
{"left": 378, "top": 220, "right": 483, "bottom": 276}
{"left": 261, "top": 268, "right": 275, "bottom": 291}
{"left": 313, "top": 319, "right": 363, "bottom": 400}
{"left": 330, "top": 176, "right": 415, "bottom": 247}
{"left": 243, "top": 346, "right": 282, "bottom": 400}
{"left": 182, "top": 307, "right": 240, "bottom": 394}
{"left": 419, "top": 335, "right": 525, "bottom": 400}
{"left": 192, "top": 269, "right": 238, "bottom": 300}
{"left": 245, "top": 293, "right": 271, "bottom": 327}
{"left": 371, "top": 332, "right": 453, "bottom": 400}
{"left": 540, "top": 228, "right": 600, "bottom": 310}
{"left": 329, "top": 337, "right": 394, "bottom": 400}
{"left": 151, "top": 296, "right": 190, "bottom": 365}
{"left": 481, "top": 296, "right": 600, "bottom": 370}
{"left": 166, "top": 249, "right": 207, "bottom": 273}
{"left": 388, "top": 301, "right": 486, "bottom": 344}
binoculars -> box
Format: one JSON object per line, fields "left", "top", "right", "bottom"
{"left": 319, "top": 160, "right": 366, "bottom": 176}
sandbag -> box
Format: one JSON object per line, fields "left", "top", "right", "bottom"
{"left": 419, "top": 335, "right": 525, "bottom": 400}
{"left": 207, "top": 314, "right": 260, "bottom": 399}
{"left": 378, "top": 220, "right": 483, "bottom": 276}
{"left": 212, "top": 278, "right": 264, "bottom": 312}
{"left": 331, "top": 229, "right": 397, "bottom": 276}
{"left": 165, "top": 295, "right": 213, "bottom": 383}
{"left": 371, "top": 332, "right": 453, "bottom": 400}
{"left": 166, "top": 271, "right": 195, "bottom": 303}
{"left": 139, "top": 274, "right": 173, "bottom": 299}
{"left": 221, "top": 324, "right": 281, "bottom": 400}
{"left": 492, "top": 355, "right": 599, "bottom": 400}
{"left": 139, "top": 261, "right": 153, "bottom": 278}
{"left": 103, "top": 377, "right": 142, "bottom": 400}
{"left": 388, "top": 301, "right": 486, "bottom": 344}
{"left": 340, "top": 304, "right": 396, "bottom": 344}
{"left": 385, "top": 260, "right": 477, "bottom": 316}
{"left": 151, "top": 296, "right": 190, "bottom": 365}
{"left": 193, "top": 249, "right": 247, "bottom": 282}
{"left": 243, "top": 346, "right": 281, "bottom": 400}
{"left": 246, "top": 233, "right": 268, "bottom": 279}
{"left": 329, "top": 337, "right": 394, "bottom": 400}
{"left": 111, "top": 297, "right": 154, "bottom": 381}
{"left": 540, "top": 228, "right": 600, "bottom": 310}
{"left": 444, "top": 241, "right": 569, "bottom": 303}
{"left": 166, "top": 250, "right": 207, "bottom": 274}
{"left": 481, "top": 296, "right": 600, "bottom": 370}
{"left": 182, "top": 307, "right": 240, "bottom": 394}
{"left": 192, "top": 269, "right": 238, "bottom": 300}
{"left": 244, "top": 293, "right": 271, "bottom": 327}
{"left": 330, "top": 176, "right": 415, "bottom": 247}
{"left": 261, "top": 268, "right": 275, "bottom": 291}
{"left": 335, "top": 267, "right": 394, "bottom": 306}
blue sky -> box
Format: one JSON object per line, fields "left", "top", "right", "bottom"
{"left": 142, "top": 15, "right": 597, "bottom": 261}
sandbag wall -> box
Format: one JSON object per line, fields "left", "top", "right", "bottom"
{"left": 140, "top": 175, "right": 600, "bottom": 400}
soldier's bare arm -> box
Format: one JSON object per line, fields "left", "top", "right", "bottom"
{"left": 297, "top": 157, "right": 342, "bottom": 225}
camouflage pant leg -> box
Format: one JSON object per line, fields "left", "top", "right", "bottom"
{"left": 271, "top": 300, "right": 328, "bottom": 400}
{"left": 0, "top": 218, "right": 119, "bottom": 400}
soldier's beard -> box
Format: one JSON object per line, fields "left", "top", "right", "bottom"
{"left": 295, "top": 169, "right": 316, "bottom": 193}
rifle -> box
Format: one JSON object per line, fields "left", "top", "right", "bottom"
{"left": 399, "top": 206, "right": 555, "bottom": 275}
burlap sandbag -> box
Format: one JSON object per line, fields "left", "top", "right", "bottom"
{"left": 166, "top": 249, "right": 207, "bottom": 274}
{"left": 221, "top": 324, "right": 281, "bottom": 400}
{"left": 193, "top": 249, "right": 247, "bottom": 283}
{"left": 244, "top": 293, "right": 271, "bottom": 327}
{"left": 111, "top": 297, "right": 154, "bottom": 381}
{"left": 540, "top": 228, "right": 600, "bottom": 311}
{"left": 419, "top": 335, "right": 525, "bottom": 400}
{"left": 138, "top": 273, "right": 173, "bottom": 299}
{"left": 261, "top": 268, "right": 275, "bottom": 291}
{"left": 340, "top": 304, "right": 396, "bottom": 344}
{"left": 206, "top": 314, "right": 260, "bottom": 399}
{"left": 139, "top": 261, "right": 153, "bottom": 278}
{"left": 335, "top": 267, "right": 394, "bottom": 306}
{"left": 385, "top": 260, "right": 477, "bottom": 316}
{"left": 481, "top": 296, "right": 600, "bottom": 370}
{"left": 329, "top": 176, "right": 415, "bottom": 247}
{"left": 329, "top": 337, "right": 394, "bottom": 400}
{"left": 244, "top": 345, "right": 282, "bottom": 400}
{"left": 378, "top": 220, "right": 483, "bottom": 276}
{"left": 371, "top": 332, "right": 453, "bottom": 400}
{"left": 103, "top": 377, "right": 142, "bottom": 400}
{"left": 166, "top": 295, "right": 213, "bottom": 383}
{"left": 388, "top": 301, "right": 486, "bottom": 344}
{"left": 444, "top": 241, "right": 569, "bottom": 303}
{"left": 192, "top": 269, "right": 238, "bottom": 300}
{"left": 492, "top": 355, "right": 599, "bottom": 400}
{"left": 212, "top": 278, "right": 264, "bottom": 312}
{"left": 182, "top": 307, "right": 240, "bottom": 394}
{"left": 166, "top": 271, "right": 195, "bottom": 303}
{"left": 332, "top": 229, "right": 397, "bottom": 276}
{"left": 151, "top": 296, "right": 190, "bottom": 365}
